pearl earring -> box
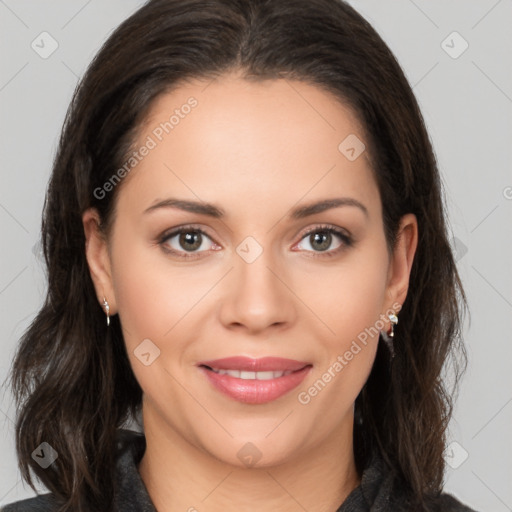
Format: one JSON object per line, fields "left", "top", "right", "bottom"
{"left": 381, "top": 312, "right": 398, "bottom": 359}
{"left": 102, "top": 297, "right": 110, "bottom": 326}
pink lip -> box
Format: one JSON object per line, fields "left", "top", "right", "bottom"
{"left": 197, "top": 357, "right": 312, "bottom": 404}
{"left": 198, "top": 356, "right": 309, "bottom": 372}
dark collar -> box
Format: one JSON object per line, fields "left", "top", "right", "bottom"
{"left": 113, "top": 429, "right": 157, "bottom": 511}
{"left": 335, "top": 451, "right": 395, "bottom": 511}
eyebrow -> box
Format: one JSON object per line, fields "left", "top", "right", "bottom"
{"left": 143, "top": 197, "right": 368, "bottom": 219}
{"left": 290, "top": 197, "right": 368, "bottom": 219}
{"left": 144, "top": 198, "right": 224, "bottom": 217}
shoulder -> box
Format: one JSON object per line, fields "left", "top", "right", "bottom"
{"left": 344, "top": 451, "right": 480, "bottom": 512}
{"left": 432, "top": 492, "right": 479, "bottom": 512}
{"left": 366, "top": 452, "right": 479, "bottom": 512}
{"left": 1, "top": 493, "right": 60, "bottom": 512}
{"left": 388, "top": 488, "right": 480, "bottom": 512}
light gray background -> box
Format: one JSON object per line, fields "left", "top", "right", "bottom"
{"left": 1, "top": 1, "right": 511, "bottom": 510}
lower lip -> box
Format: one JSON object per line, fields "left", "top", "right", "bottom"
{"left": 199, "top": 365, "right": 312, "bottom": 404}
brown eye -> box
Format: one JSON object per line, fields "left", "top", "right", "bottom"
{"left": 308, "top": 231, "right": 332, "bottom": 252}
{"left": 178, "top": 231, "right": 203, "bottom": 251}
{"left": 160, "top": 227, "right": 219, "bottom": 258}
{"left": 294, "top": 225, "right": 353, "bottom": 257}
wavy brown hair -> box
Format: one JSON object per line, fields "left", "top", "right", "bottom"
{"left": 8, "top": 0, "right": 468, "bottom": 510}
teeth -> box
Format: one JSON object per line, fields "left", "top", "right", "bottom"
{"left": 210, "top": 368, "right": 293, "bottom": 379}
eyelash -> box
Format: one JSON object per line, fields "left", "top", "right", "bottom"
{"left": 157, "top": 224, "right": 353, "bottom": 260}
{"left": 297, "top": 224, "right": 353, "bottom": 258}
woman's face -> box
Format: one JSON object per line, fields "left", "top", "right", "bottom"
{"left": 84, "top": 71, "right": 416, "bottom": 468}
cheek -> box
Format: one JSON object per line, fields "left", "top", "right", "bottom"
{"left": 110, "top": 240, "right": 160, "bottom": 337}
{"left": 109, "top": 232, "right": 182, "bottom": 346}
{"left": 293, "top": 250, "right": 387, "bottom": 429}
{"left": 109, "top": 238, "right": 200, "bottom": 398}
{"left": 296, "top": 247, "right": 389, "bottom": 341}
{"left": 110, "top": 233, "right": 220, "bottom": 352}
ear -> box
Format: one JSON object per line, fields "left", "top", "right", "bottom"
{"left": 384, "top": 213, "right": 418, "bottom": 313}
{"left": 82, "top": 208, "right": 117, "bottom": 315}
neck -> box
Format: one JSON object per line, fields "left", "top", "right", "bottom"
{"left": 138, "top": 404, "right": 361, "bottom": 512}
{"left": 139, "top": 409, "right": 360, "bottom": 512}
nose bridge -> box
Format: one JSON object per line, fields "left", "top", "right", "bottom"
{"left": 218, "top": 236, "right": 296, "bottom": 332}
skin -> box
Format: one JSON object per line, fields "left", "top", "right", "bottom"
{"left": 83, "top": 70, "right": 418, "bottom": 512}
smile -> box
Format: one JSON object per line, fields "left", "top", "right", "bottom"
{"left": 207, "top": 368, "right": 294, "bottom": 379}
{"left": 197, "top": 356, "right": 312, "bottom": 404}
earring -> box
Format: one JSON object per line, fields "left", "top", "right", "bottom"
{"left": 102, "top": 297, "right": 110, "bottom": 326}
{"left": 381, "top": 312, "right": 398, "bottom": 359}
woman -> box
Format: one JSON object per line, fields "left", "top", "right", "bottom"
{"left": 4, "top": 0, "right": 478, "bottom": 511}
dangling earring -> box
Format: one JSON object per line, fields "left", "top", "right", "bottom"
{"left": 381, "top": 312, "right": 398, "bottom": 359}
{"left": 102, "top": 297, "right": 110, "bottom": 326}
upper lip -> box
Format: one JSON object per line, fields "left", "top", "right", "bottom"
{"left": 198, "top": 356, "right": 311, "bottom": 372}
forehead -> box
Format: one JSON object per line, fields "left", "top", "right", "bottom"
{"left": 117, "top": 72, "right": 379, "bottom": 218}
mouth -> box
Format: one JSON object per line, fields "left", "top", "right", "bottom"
{"left": 202, "top": 367, "right": 296, "bottom": 380}
{"left": 197, "top": 356, "right": 312, "bottom": 404}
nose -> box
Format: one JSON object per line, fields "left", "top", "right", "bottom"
{"left": 218, "top": 248, "right": 297, "bottom": 335}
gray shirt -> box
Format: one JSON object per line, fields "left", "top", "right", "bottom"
{"left": 2, "top": 429, "right": 479, "bottom": 511}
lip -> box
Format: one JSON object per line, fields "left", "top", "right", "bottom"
{"left": 198, "top": 357, "right": 312, "bottom": 404}
{"left": 198, "top": 356, "right": 310, "bottom": 372}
